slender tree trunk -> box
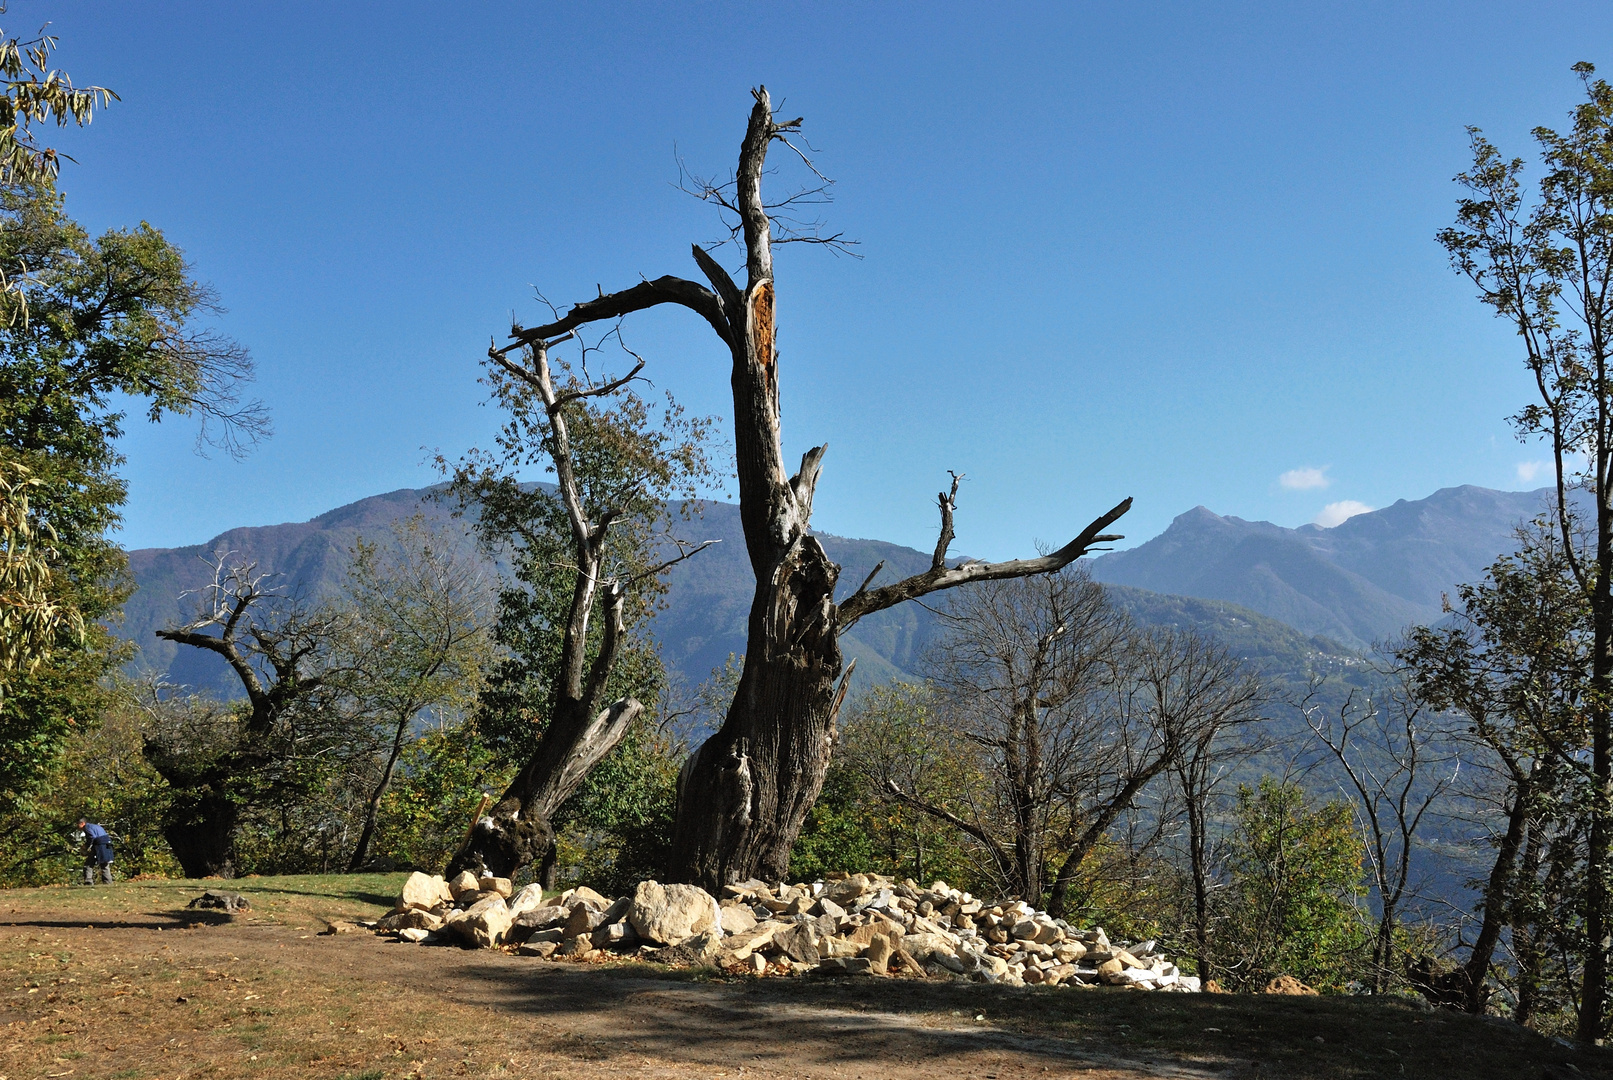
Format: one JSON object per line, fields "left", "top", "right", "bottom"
{"left": 1584, "top": 484, "right": 1613, "bottom": 1041}
{"left": 1184, "top": 775, "right": 1212, "bottom": 982}
{"left": 1460, "top": 779, "right": 1531, "bottom": 1012}
{"left": 1514, "top": 817, "right": 1545, "bottom": 1028}
{"left": 347, "top": 711, "right": 412, "bottom": 872}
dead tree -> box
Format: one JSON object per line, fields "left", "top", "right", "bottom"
{"left": 491, "top": 88, "right": 1130, "bottom": 890}
{"left": 1303, "top": 678, "right": 1453, "bottom": 994}
{"left": 446, "top": 340, "right": 714, "bottom": 878}
{"left": 151, "top": 557, "right": 344, "bottom": 877}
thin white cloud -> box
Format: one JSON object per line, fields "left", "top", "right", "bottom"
{"left": 1517, "top": 460, "right": 1550, "bottom": 483}
{"left": 1314, "top": 500, "right": 1374, "bottom": 528}
{"left": 1279, "top": 466, "right": 1330, "bottom": 491}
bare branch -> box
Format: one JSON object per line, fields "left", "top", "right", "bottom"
{"left": 789, "top": 443, "right": 828, "bottom": 523}
{"left": 624, "top": 538, "right": 721, "bottom": 587}
{"left": 838, "top": 495, "right": 1133, "bottom": 632}
{"left": 495, "top": 275, "right": 730, "bottom": 357}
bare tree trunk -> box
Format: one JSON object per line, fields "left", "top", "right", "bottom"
{"left": 446, "top": 338, "right": 686, "bottom": 879}
{"left": 1458, "top": 779, "right": 1531, "bottom": 1012}
{"left": 347, "top": 710, "right": 411, "bottom": 872}
{"left": 491, "top": 89, "right": 1130, "bottom": 892}
{"left": 1183, "top": 772, "right": 1212, "bottom": 982}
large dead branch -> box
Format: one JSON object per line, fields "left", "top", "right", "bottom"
{"left": 838, "top": 495, "right": 1132, "bottom": 632}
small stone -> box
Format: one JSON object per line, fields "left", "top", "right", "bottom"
{"left": 478, "top": 875, "right": 514, "bottom": 898}
{"left": 398, "top": 927, "right": 431, "bottom": 943}
{"left": 448, "top": 870, "right": 480, "bottom": 899}
{"left": 749, "top": 952, "right": 768, "bottom": 975}
{"left": 812, "top": 897, "right": 846, "bottom": 919}
{"left": 518, "top": 941, "right": 559, "bottom": 959}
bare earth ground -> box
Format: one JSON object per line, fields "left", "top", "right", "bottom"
{"left": 2, "top": 875, "right": 1610, "bottom": 1080}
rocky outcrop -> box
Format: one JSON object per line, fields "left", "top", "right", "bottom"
{"left": 373, "top": 871, "right": 1199, "bottom": 993}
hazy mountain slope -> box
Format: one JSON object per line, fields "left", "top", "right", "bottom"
{"left": 1088, "top": 485, "right": 1562, "bottom": 649}
{"left": 121, "top": 487, "right": 948, "bottom": 698}
{"left": 124, "top": 483, "right": 1367, "bottom": 703}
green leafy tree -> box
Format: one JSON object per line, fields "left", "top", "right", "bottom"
{"left": 1221, "top": 778, "right": 1368, "bottom": 991}
{"left": 1402, "top": 523, "right": 1590, "bottom": 1022}
{"left": 1437, "top": 62, "right": 1613, "bottom": 1039}
{"left": 444, "top": 328, "right": 718, "bottom": 877}
{"left": 338, "top": 517, "right": 494, "bottom": 870}
{"left": 0, "top": 182, "right": 264, "bottom": 812}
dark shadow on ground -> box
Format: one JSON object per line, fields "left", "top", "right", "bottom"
{"left": 426, "top": 955, "right": 1613, "bottom": 1080}
{"left": 0, "top": 908, "right": 236, "bottom": 930}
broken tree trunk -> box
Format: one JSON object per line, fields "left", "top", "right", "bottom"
{"left": 446, "top": 340, "right": 712, "bottom": 879}
{"left": 491, "top": 88, "right": 1131, "bottom": 891}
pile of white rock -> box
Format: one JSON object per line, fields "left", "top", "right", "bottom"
{"left": 372, "top": 869, "right": 1199, "bottom": 992}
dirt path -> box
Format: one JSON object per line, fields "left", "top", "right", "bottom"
{"left": 1, "top": 916, "right": 1235, "bottom": 1080}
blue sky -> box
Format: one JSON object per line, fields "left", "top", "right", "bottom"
{"left": 37, "top": 1, "right": 1613, "bottom": 557}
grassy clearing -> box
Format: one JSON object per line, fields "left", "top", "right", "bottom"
{"left": 0, "top": 872, "right": 410, "bottom": 928}
{"left": 1, "top": 874, "right": 1611, "bottom": 1079}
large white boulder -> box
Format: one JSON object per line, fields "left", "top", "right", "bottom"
{"left": 445, "top": 895, "right": 513, "bottom": 948}
{"left": 398, "top": 871, "right": 452, "bottom": 911}
{"left": 629, "top": 880, "right": 720, "bottom": 946}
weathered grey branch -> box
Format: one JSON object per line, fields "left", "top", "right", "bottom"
{"left": 789, "top": 444, "right": 828, "bottom": 524}
{"left": 837, "top": 496, "right": 1133, "bottom": 632}
{"left": 932, "top": 472, "right": 962, "bottom": 571}
{"left": 495, "top": 275, "right": 730, "bottom": 356}
{"left": 625, "top": 538, "right": 721, "bottom": 587}
{"left": 691, "top": 243, "right": 743, "bottom": 314}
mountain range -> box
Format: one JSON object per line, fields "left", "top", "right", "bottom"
{"left": 1088, "top": 485, "right": 1563, "bottom": 650}
{"left": 120, "top": 483, "right": 1559, "bottom": 700}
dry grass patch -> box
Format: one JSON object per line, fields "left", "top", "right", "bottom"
{"left": 2, "top": 874, "right": 1612, "bottom": 1080}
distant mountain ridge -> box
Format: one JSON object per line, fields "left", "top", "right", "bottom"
{"left": 123, "top": 482, "right": 1545, "bottom": 699}
{"left": 1087, "top": 484, "right": 1564, "bottom": 649}
{"left": 122, "top": 487, "right": 948, "bottom": 698}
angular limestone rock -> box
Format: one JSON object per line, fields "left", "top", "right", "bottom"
{"left": 446, "top": 895, "right": 513, "bottom": 948}
{"left": 377, "top": 907, "right": 443, "bottom": 932}
{"left": 719, "top": 903, "right": 758, "bottom": 935}
{"left": 479, "top": 875, "right": 513, "bottom": 898}
{"left": 567, "top": 886, "right": 611, "bottom": 910}
{"left": 448, "top": 870, "right": 480, "bottom": 899}
{"left": 564, "top": 904, "right": 607, "bottom": 940}
{"left": 399, "top": 871, "right": 452, "bottom": 912}
{"left": 508, "top": 884, "right": 546, "bottom": 917}
{"left": 863, "top": 935, "right": 893, "bottom": 975}
{"left": 628, "top": 880, "right": 720, "bottom": 946}
{"left": 773, "top": 923, "right": 820, "bottom": 965}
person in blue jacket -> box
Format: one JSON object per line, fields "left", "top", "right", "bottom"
{"left": 77, "top": 818, "right": 114, "bottom": 884}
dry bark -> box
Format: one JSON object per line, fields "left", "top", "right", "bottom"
{"left": 491, "top": 88, "right": 1131, "bottom": 891}
{"left": 446, "top": 343, "right": 672, "bottom": 878}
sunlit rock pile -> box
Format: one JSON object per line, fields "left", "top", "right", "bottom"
{"left": 373, "top": 869, "right": 1200, "bottom": 991}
